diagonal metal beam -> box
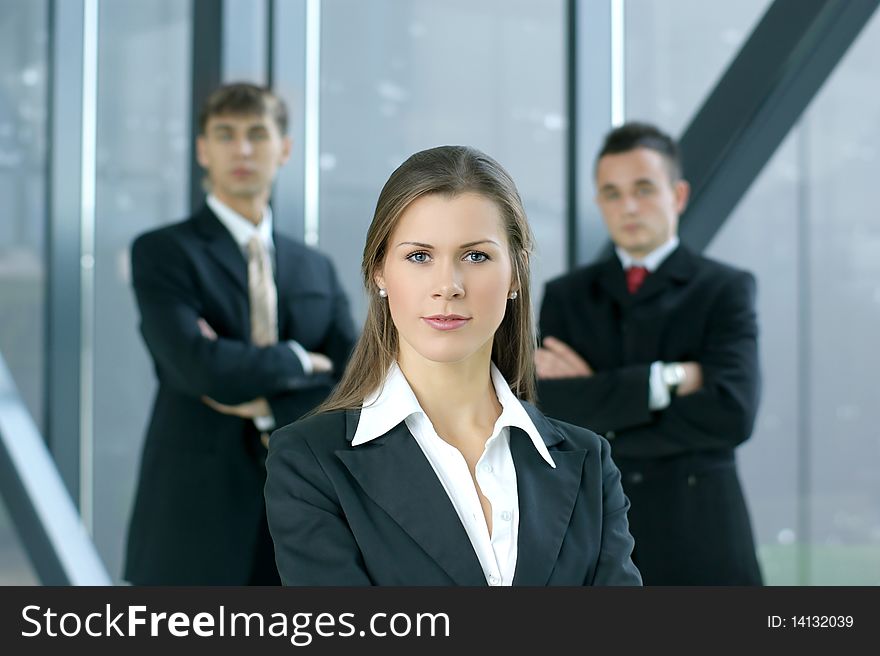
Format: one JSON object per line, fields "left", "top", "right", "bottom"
{"left": 678, "top": 0, "right": 879, "bottom": 250}
{"left": 0, "top": 353, "right": 111, "bottom": 585}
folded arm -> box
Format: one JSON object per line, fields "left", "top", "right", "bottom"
{"left": 132, "top": 232, "right": 313, "bottom": 405}
{"left": 537, "top": 272, "right": 760, "bottom": 457}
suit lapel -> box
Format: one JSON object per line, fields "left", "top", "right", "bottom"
{"left": 193, "top": 205, "right": 249, "bottom": 297}
{"left": 335, "top": 414, "right": 487, "bottom": 586}
{"left": 631, "top": 245, "right": 696, "bottom": 304}
{"left": 273, "top": 233, "right": 296, "bottom": 337}
{"left": 596, "top": 255, "right": 631, "bottom": 308}
{"left": 512, "top": 403, "right": 587, "bottom": 585}
{"left": 272, "top": 232, "right": 295, "bottom": 336}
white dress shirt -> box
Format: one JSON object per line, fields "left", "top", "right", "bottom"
{"left": 352, "top": 362, "right": 556, "bottom": 586}
{"left": 615, "top": 235, "right": 680, "bottom": 410}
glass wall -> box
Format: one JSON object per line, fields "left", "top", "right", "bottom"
{"left": 93, "top": 0, "right": 192, "bottom": 582}
{"left": 317, "top": 0, "right": 567, "bottom": 322}
{"left": 626, "top": 0, "right": 880, "bottom": 583}
{"left": 0, "top": 0, "right": 48, "bottom": 586}
{"left": 625, "top": 0, "right": 771, "bottom": 134}
{"left": 709, "top": 8, "right": 880, "bottom": 584}
{"left": 0, "top": 0, "right": 48, "bottom": 434}
{"left": 707, "top": 133, "right": 802, "bottom": 583}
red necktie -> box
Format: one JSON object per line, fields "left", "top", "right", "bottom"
{"left": 626, "top": 266, "right": 649, "bottom": 294}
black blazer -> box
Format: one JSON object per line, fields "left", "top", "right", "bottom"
{"left": 536, "top": 245, "right": 762, "bottom": 584}
{"left": 124, "top": 205, "right": 356, "bottom": 585}
{"left": 264, "top": 403, "right": 642, "bottom": 586}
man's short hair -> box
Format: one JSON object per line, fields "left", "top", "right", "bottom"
{"left": 595, "top": 121, "right": 682, "bottom": 182}
{"left": 198, "top": 82, "right": 288, "bottom": 135}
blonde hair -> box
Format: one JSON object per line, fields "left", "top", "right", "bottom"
{"left": 316, "top": 145, "right": 536, "bottom": 413}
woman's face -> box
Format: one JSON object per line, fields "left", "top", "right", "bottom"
{"left": 376, "top": 192, "right": 515, "bottom": 367}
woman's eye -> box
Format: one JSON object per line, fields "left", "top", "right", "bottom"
{"left": 464, "top": 251, "right": 489, "bottom": 263}
{"left": 406, "top": 251, "right": 430, "bottom": 263}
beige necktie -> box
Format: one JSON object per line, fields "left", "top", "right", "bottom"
{"left": 247, "top": 235, "right": 278, "bottom": 347}
{"left": 247, "top": 235, "right": 277, "bottom": 450}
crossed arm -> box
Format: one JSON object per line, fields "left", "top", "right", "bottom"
{"left": 535, "top": 272, "right": 760, "bottom": 457}
{"left": 132, "top": 231, "right": 350, "bottom": 422}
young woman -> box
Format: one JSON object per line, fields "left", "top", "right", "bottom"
{"left": 264, "top": 145, "right": 641, "bottom": 586}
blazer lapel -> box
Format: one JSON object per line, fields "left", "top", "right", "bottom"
{"left": 512, "top": 403, "right": 587, "bottom": 586}
{"left": 193, "top": 205, "right": 249, "bottom": 297}
{"left": 273, "top": 233, "right": 296, "bottom": 337}
{"left": 335, "top": 413, "right": 487, "bottom": 586}
{"left": 596, "top": 255, "right": 631, "bottom": 308}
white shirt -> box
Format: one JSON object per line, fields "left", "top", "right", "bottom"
{"left": 208, "top": 193, "right": 275, "bottom": 259}
{"left": 614, "top": 235, "right": 679, "bottom": 274}
{"left": 614, "top": 236, "right": 680, "bottom": 411}
{"left": 352, "top": 362, "right": 556, "bottom": 586}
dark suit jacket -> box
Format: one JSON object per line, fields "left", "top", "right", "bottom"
{"left": 537, "top": 245, "right": 762, "bottom": 584}
{"left": 124, "top": 204, "right": 356, "bottom": 585}
{"left": 264, "top": 403, "right": 642, "bottom": 586}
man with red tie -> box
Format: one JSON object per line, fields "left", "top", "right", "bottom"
{"left": 535, "top": 122, "right": 762, "bottom": 585}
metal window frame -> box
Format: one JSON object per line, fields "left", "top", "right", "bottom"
{"left": 567, "top": 0, "right": 620, "bottom": 267}
{"left": 46, "top": 0, "right": 99, "bottom": 518}
{"left": 270, "top": 0, "right": 319, "bottom": 244}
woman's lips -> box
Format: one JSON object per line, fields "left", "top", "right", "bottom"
{"left": 421, "top": 316, "right": 471, "bottom": 331}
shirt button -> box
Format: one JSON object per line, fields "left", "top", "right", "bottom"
{"left": 482, "top": 464, "right": 494, "bottom": 474}
{"left": 500, "top": 510, "right": 512, "bottom": 521}
{"left": 488, "top": 575, "right": 501, "bottom": 586}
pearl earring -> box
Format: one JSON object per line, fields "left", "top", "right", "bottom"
{"left": 508, "top": 291, "right": 518, "bottom": 300}
{"left": 378, "top": 288, "right": 387, "bottom": 298}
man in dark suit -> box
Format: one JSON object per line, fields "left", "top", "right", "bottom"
{"left": 124, "top": 83, "right": 356, "bottom": 585}
{"left": 535, "top": 122, "right": 762, "bottom": 585}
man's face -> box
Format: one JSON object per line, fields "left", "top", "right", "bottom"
{"left": 196, "top": 111, "right": 291, "bottom": 203}
{"left": 594, "top": 147, "right": 689, "bottom": 259}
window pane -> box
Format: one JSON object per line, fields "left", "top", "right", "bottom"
{"left": 799, "top": 8, "right": 880, "bottom": 584}
{"left": 0, "top": 0, "right": 47, "bottom": 432}
{"left": 93, "top": 0, "right": 192, "bottom": 582}
{"left": 0, "top": 0, "right": 48, "bottom": 586}
{"left": 318, "top": 0, "right": 567, "bottom": 321}
{"left": 625, "top": 0, "right": 770, "bottom": 134}
{"left": 707, "top": 8, "right": 880, "bottom": 585}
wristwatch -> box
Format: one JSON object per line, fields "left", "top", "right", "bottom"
{"left": 661, "top": 362, "right": 686, "bottom": 394}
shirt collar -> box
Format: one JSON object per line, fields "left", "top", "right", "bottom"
{"left": 352, "top": 362, "right": 556, "bottom": 468}
{"left": 207, "top": 193, "right": 274, "bottom": 253}
{"left": 616, "top": 235, "right": 679, "bottom": 272}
